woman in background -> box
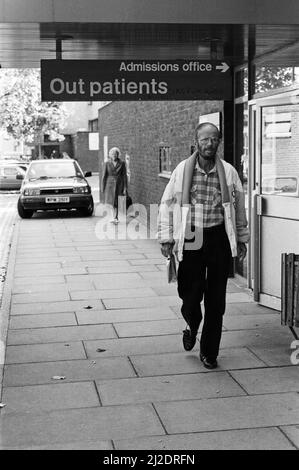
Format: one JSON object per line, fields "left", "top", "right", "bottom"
{"left": 102, "top": 147, "right": 128, "bottom": 224}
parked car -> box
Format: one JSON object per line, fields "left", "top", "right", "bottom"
{"left": 17, "top": 159, "right": 94, "bottom": 218}
{"left": 0, "top": 164, "right": 26, "bottom": 190}
{"left": 0, "top": 158, "right": 29, "bottom": 172}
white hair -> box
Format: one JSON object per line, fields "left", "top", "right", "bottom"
{"left": 109, "top": 147, "right": 121, "bottom": 157}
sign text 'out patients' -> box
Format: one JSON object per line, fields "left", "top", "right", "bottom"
{"left": 41, "top": 60, "right": 232, "bottom": 101}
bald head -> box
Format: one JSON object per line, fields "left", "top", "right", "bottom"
{"left": 195, "top": 122, "right": 221, "bottom": 161}
{"left": 195, "top": 122, "right": 221, "bottom": 140}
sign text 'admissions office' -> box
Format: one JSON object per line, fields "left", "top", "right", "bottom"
{"left": 41, "top": 60, "right": 232, "bottom": 101}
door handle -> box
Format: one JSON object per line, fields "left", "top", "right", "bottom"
{"left": 256, "top": 195, "right": 264, "bottom": 216}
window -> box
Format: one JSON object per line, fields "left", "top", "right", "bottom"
{"left": 88, "top": 119, "right": 98, "bottom": 132}
{"left": 3, "top": 167, "right": 18, "bottom": 176}
{"left": 261, "top": 105, "right": 299, "bottom": 197}
{"left": 159, "top": 145, "right": 171, "bottom": 175}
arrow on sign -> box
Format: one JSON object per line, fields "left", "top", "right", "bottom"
{"left": 216, "top": 62, "right": 229, "bottom": 73}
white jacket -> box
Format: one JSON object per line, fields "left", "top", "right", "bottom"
{"left": 157, "top": 152, "right": 249, "bottom": 261}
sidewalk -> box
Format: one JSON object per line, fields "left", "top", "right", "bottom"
{"left": 0, "top": 209, "right": 298, "bottom": 450}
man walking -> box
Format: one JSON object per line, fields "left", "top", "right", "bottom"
{"left": 157, "top": 122, "right": 249, "bottom": 369}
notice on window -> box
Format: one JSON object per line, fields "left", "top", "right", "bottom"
{"left": 89, "top": 132, "right": 99, "bottom": 151}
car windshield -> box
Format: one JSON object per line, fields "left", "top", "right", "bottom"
{"left": 27, "top": 161, "right": 83, "bottom": 180}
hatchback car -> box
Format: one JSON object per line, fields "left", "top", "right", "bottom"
{"left": 0, "top": 164, "right": 26, "bottom": 190}
{"left": 17, "top": 159, "right": 94, "bottom": 218}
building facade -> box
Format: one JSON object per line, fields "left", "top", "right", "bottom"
{"left": 1, "top": 0, "right": 299, "bottom": 311}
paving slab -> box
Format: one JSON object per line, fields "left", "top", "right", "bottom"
{"left": 115, "top": 427, "right": 296, "bottom": 450}
{"left": 230, "top": 367, "right": 299, "bottom": 394}
{"left": 154, "top": 393, "right": 299, "bottom": 434}
{"left": 16, "top": 250, "right": 60, "bottom": 258}
{"left": 77, "top": 244, "right": 130, "bottom": 251}
{"left": 243, "top": 346, "right": 295, "bottom": 367}
{"left": 2, "top": 381, "right": 100, "bottom": 414}
{"left": 12, "top": 284, "right": 70, "bottom": 295}
{"left": 3, "top": 357, "right": 136, "bottom": 387}
{"left": 13, "top": 275, "right": 65, "bottom": 287}
{"left": 10, "top": 299, "right": 104, "bottom": 315}
{"left": 96, "top": 372, "right": 245, "bottom": 405}
{"left": 151, "top": 285, "right": 180, "bottom": 297}
{"left": 225, "top": 302, "right": 276, "bottom": 316}
{"left": 139, "top": 271, "right": 167, "bottom": 280}
{"left": 79, "top": 251, "right": 120, "bottom": 260}
{"left": 5, "top": 341, "right": 86, "bottom": 364}
{"left": 15, "top": 255, "right": 81, "bottom": 264}
{"left": 145, "top": 252, "right": 166, "bottom": 259}
{"left": 12, "top": 291, "right": 70, "bottom": 304}
{"left": 18, "top": 243, "right": 56, "bottom": 249}
{"left": 92, "top": 277, "right": 149, "bottom": 290}
{"left": 70, "top": 287, "right": 156, "bottom": 300}
{"left": 128, "top": 259, "right": 165, "bottom": 265}
{"left": 84, "top": 335, "right": 182, "bottom": 358}
{"left": 226, "top": 283, "right": 245, "bottom": 294}
{"left": 9, "top": 313, "right": 78, "bottom": 330}
{"left": 1, "top": 440, "right": 113, "bottom": 450}
{"left": 88, "top": 265, "right": 159, "bottom": 274}
{"left": 114, "top": 319, "right": 186, "bottom": 338}
{"left": 157, "top": 265, "right": 167, "bottom": 272}
{"left": 62, "top": 260, "right": 131, "bottom": 269}
{"left": 76, "top": 307, "right": 177, "bottom": 325}
{"left": 219, "top": 327, "right": 292, "bottom": 350}
{"left": 223, "top": 313, "right": 280, "bottom": 331}
{"left": 76, "top": 244, "right": 117, "bottom": 251}
{"left": 60, "top": 267, "right": 89, "bottom": 275}
{"left": 7, "top": 324, "right": 117, "bottom": 345}
{"left": 14, "top": 261, "right": 62, "bottom": 271}
{"left": 67, "top": 272, "right": 143, "bottom": 285}
{"left": 65, "top": 280, "right": 96, "bottom": 291}
{"left": 130, "top": 348, "right": 266, "bottom": 377}
{"left": 225, "top": 292, "right": 254, "bottom": 303}
{"left": 0, "top": 404, "right": 165, "bottom": 447}
{"left": 280, "top": 425, "right": 299, "bottom": 448}
{"left": 102, "top": 296, "right": 180, "bottom": 310}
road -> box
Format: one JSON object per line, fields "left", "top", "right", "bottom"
{"left": 0, "top": 190, "right": 19, "bottom": 307}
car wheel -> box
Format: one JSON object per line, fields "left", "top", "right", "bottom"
{"left": 17, "top": 199, "right": 33, "bottom": 219}
{"left": 81, "top": 200, "right": 94, "bottom": 217}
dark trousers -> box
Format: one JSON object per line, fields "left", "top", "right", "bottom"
{"left": 177, "top": 223, "right": 232, "bottom": 360}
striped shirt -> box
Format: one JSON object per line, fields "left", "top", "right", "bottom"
{"left": 190, "top": 161, "right": 224, "bottom": 228}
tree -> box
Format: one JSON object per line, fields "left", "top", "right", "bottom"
{"left": 0, "top": 69, "right": 68, "bottom": 155}
{"left": 242, "top": 66, "right": 294, "bottom": 94}
{"left": 255, "top": 66, "right": 293, "bottom": 93}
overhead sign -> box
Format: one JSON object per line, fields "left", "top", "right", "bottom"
{"left": 41, "top": 60, "right": 232, "bottom": 101}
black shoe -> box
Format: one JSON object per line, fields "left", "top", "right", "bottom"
{"left": 200, "top": 353, "right": 218, "bottom": 369}
{"left": 182, "top": 329, "right": 197, "bottom": 351}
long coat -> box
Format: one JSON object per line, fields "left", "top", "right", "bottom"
{"left": 102, "top": 159, "right": 128, "bottom": 208}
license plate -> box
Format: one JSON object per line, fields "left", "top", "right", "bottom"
{"left": 46, "top": 197, "right": 70, "bottom": 203}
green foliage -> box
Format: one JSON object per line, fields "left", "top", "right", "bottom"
{"left": 255, "top": 66, "right": 293, "bottom": 93}
{"left": 242, "top": 66, "right": 294, "bottom": 95}
{"left": 0, "top": 69, "right": 68, "bottom": 143}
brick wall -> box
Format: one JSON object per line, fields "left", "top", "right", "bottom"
{"left": 60, "top": 135, "right": 74, "bottom": 158}
{"left": 71, "top": 131, "right": 99, "bottom": 173}
{"left": 98, "top": 101, "right": 224, "bottom": 210}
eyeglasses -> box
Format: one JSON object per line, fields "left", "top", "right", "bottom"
{"left": 198, "top": 137, "right": 220, "bottom": 145}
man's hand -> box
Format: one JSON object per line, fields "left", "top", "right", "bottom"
{"left": 237, "top": 242, "right": 247, "bottom": 262}
{"left": 161, "top": 242, "right": 173, "bottom": 258}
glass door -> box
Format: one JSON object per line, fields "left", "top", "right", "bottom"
{"left": 254, "top": 93, "right": 299, "bottom": 310}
